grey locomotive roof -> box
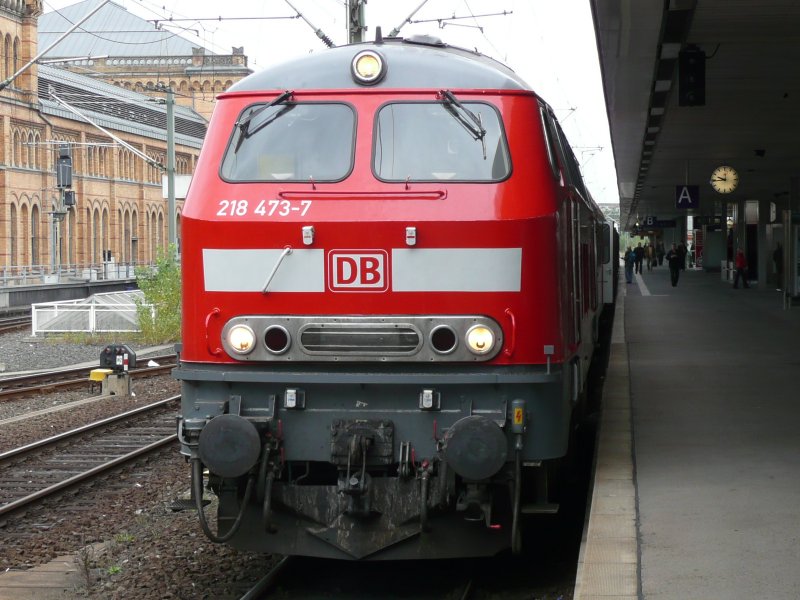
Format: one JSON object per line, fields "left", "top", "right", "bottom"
{"left": 229, "top": 37, "right": 532, "bottom": 93}
{"left": 39, "top": 0, "right": 205, "bottom": 59}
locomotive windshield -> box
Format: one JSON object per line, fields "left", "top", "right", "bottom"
{"left": 373, "top": 101, "right": 510, "bottom": 182}
{"left": 221, "top": 102, "right": 355, "bottom": 182}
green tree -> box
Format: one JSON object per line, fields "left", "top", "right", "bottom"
{"left": 135, "top": 246, "right": 181, "bottom": 343}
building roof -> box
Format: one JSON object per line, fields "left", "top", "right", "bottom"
{"left": 37, "top": 63, "right": 207, "bottom": 148}
{"left": 39, "top": 0, "right": 208, "bottom": 59}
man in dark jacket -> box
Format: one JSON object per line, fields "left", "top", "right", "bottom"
{"left": 633, "top": 242, "right": 645, "bottom": 274}
{"left": 666, "top": 243, "right": 682, "bottom": 287}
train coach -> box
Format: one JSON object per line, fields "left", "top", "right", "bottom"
{"left": 174, "top": 31, "right": 615, "bottom": 560}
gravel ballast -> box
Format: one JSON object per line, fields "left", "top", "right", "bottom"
{"left": 0, "top": 331, "right": 280, "bottom": 598}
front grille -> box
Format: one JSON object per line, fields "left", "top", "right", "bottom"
{"left": 300, "top": 324, "right": 421, "bottom": 355}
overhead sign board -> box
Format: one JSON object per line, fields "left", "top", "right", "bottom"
{"left": 675, "top": 185, "right": 699, "bottom": 209}
{"left": 642, "top": 216, "right": 676, "bottom": 229}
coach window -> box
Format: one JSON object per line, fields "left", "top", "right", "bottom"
{"left": 554, "top": 122, "right": 589, "bottom": 200}
{"left": 220, "top": 102, "right": 355, "bottom": 182}
{"left": 373, "top": 102, "right": 510, "bottom": 182}
{"left": 539, "top": 107, "right": 563, "bottom": 182}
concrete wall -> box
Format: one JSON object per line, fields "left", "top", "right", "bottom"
{"left": 0, "top": 279, "right": 137, "bottom": 315}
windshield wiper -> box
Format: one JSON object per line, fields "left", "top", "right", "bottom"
{"left": 235, "top": 90, "right": 294, "bottom": 145}
{"left": 439, "top": 89, "right": 487, "bottom": 159}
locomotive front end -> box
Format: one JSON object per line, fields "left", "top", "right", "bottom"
{"left": 175, "top": 39, "right": 589, "bottom": 560}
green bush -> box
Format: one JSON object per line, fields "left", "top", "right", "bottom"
{"left": 134, "top": 245, "right": 181, "bottom": 343}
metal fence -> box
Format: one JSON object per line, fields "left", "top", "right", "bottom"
{"left": 0, "top": 262, "right": 139, "bottom": 288}
{"left": 31, "top": 291, "right": 154, "bottom": 335}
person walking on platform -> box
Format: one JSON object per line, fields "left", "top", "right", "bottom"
{"left": 666, "top": 243, "right": 682, "bottom": 287}
{"left": 646, "top": 243, "right": 655, "bottom": 271}
{"left": 733, "top": 248, "right": 750, "bottom": 289}
{"left": 774, "top": 243, "right": 783, "bottom": 291}
{"left": 656, "top": 241, "right": 665, "bottom": 266}
{"left": 624, "top": 246, "right": 635, "bottom": 284}
{"left": 634, "top": 242, "right": 644, "bottom": 274}
{"left": 677, "top": 243, "right": 687, "bottom": 271}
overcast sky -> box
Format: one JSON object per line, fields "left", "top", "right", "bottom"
{"left": 42, "top": 0, "right": 620, "bottom": 206}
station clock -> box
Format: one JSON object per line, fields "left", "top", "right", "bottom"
{"left": 710, "top": 165, "right": 739, "bottom": 194}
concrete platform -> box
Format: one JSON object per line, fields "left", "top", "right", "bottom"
{"left": 576, "top": 265, "right": 800, "bottom": 599}
{"left": 0, "top": 555, "right": 84, "bottom": 599}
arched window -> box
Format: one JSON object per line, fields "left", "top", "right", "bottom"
{"left": 102, "top": 206, "right": 110, "bottom": 261}
{"left": 92, "top": 207, "right": 101, "bottom": 263}
{"left": 10, "top": 128, "right": 19, "bottom": 166}
{"left": 122, "top": 208, "right": 130, "bottom": 262}
{"left": 9, "top": 203, "right": 17, "bottom": 266}
{"left": 87, "top": 145, "right": 95, "bottom": 176}
{"left": 27, "top": 131, "right": 34, "bottom": 168}
{"left": 157, "top": 211, "right": 165, "bottom": 252}
{"left": 31, "top": 203, "right": 40, "bottom": 266}
{"left": 13, "top": 37, "right": 19, "bottom": 73}
{"left": 20, "top": 203, "right": 29, "bottom": 265}
{"left": 4, "top": 35, "right": 12, "bottom": 81}
{"left": 148, "top": 208, "right": 160, "bottom": 261}
{"left": 84, "top": 207, "right": 91, "bottom": 264}
{"left": 33, "top": 131, "right": 41, "bottom": 167}
{"left": 131, "top": 209, "right": 139, "bottom": 264}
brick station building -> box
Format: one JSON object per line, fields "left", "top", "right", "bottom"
{"left": 0, "top": 0, "right": 250, "bottom": 278}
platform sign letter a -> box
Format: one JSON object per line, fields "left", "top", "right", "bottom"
{"left": 675, "top": 185, "right": 699, "bottom": 209}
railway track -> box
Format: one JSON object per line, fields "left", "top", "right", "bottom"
{"left": 0, "top": 395, "right": 179, "bottom": 518}
{"left": 235, "top": 555, "right": 481, "bottom": 600}
{"left": 0, "top": 314, "right": 31, "bottom": 335}
{"left": 0, "top": 354, "right": 177, "bottom": 400}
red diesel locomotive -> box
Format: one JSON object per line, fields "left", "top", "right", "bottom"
{"left": 174, "top": 32, "right": 614, "bottom": 560}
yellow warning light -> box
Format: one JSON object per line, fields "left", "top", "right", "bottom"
{"left": 351, "top": 50, "right": 386, "bottom": 85}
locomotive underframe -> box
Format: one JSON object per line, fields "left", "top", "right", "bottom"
{"left": 175, "top": 362, "right": 574, "bottom": 559}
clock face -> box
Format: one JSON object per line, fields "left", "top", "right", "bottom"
{"left": 710, "top": 165, "right": 739, "bottom": 194}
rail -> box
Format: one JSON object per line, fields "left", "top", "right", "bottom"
{"left": 0, "top": 396, "right": 179, "bottom": 517}
{"left": 0, "top": 357, "right": 176, "bottom": 399}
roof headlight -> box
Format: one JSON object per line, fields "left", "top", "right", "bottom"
{"left": 228, "top": 324, "right": 256, "bottom": 355}
{"left": 351, "top": 50, "right": 386, "bottom": 85}
{"left": 466, "top": 324, "right": 495, "bottom": 356}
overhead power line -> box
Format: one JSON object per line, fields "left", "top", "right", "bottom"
{"left": 409, "top": 10, "right": 513, "bottom": 32}
{"left": 0, "top": 0, "right": 111, "bottom": 91}
{"left": 284, "top": 0, "right": 335, "bottom": 48}
{"left": 149, "top": 15, "right": 300, "bottom": 27}
{"left": 49, "top": 87, "right": 165, "bottom": 171}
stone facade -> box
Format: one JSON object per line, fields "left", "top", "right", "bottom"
{"left": 0, "top": 1, "right": 214, "bottom": 277}
{"left": 53, "top": 46, "right": 249, "bottom": 122}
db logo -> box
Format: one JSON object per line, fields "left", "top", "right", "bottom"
{"left": 328, "top": 250, "right": 389, "bottom": 292}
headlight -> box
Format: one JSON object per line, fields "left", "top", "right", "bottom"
{"left": 351, "top": 50, "right": 386, "bottom": 85}
{"left": 228, "top": 324, "right": 256, "bottom": 354}
{"left": 466, "top": 324, "right": 495, "bottom": 355}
